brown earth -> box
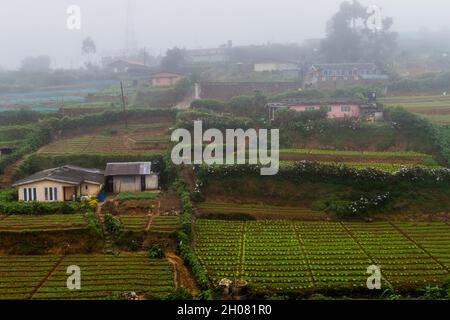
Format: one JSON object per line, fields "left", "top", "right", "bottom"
{"left": 0, "top": 229, "right": 103, "bottom": 255}
{"left": 165, "top": 249, "right": 199, "bottom": 298}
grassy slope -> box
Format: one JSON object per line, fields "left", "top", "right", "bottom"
{"left": 201, "top": 176, "right": 450, "bottom": 215}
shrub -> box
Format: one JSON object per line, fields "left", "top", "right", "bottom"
{"left": 116, "top": 192, "right": 159, "bottom": 203}
{"left": 148, "top": 244, "right": 165, "bottom": 259}
{"left": 191, "top": 99, "right": 227, "bottom": 112}
{"left": 0, "top": 188, "right": 17, "bottom": 202}
{"left": 163, "top": 288, "right": 193, "bottom": 300}
{"left": 0, "top": 201, "right": 85, "bottom": 215}
{"left": 104, "top": 213, "right": 122, "bottom": 234}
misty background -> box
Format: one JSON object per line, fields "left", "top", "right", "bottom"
{"left": 1, "top": 0, "right": 450, "bottom": 69}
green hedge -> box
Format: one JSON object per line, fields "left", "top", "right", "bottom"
{"left": 0, "top": 201, "right": 85, "bottom": 215}
{"left": 174, "top": 180, "right": 211, "bottom": 299}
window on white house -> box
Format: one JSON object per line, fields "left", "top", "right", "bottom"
{"left": 45, "top": 187, "right": 58, "bottom": 201}
{"left": 305, "top": 106, "right": 316, "bottom": 111}
{"left": 341, "top": 106, "right": 351, "bottom": 112}
{"left": 24, "top": 187, "right": 37, "bottom": 201}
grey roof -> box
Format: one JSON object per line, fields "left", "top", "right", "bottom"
{"left": 105, "top": 162, "right": 152, "bottom": 176}
{"left": 312, "top": 63, "right": 378, "bottom": 70}
{"left": 12, "top": 165, "right": 104, "bottom": 187}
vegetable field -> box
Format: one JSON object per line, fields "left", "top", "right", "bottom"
{"left": 38, "top": 122, "right": 173, "bottom": 156}
{"left": 198, "top": 202, "right": 324, "bottom": 218}
{"left": 119, "top": 215, "right": 149, "bottom": 231}
{"left": 195, "top": 220, "right": 450, "bottom": 292}
{"left": 118, "top": 215, "right": 180, "bottom": 233}
{"left": 381, "top": 95, "right": 450, "bottom": 124}
{"left": 0, "top": 214, "right": 88, "bottom": 232}
{"left": 279, "top": 148, "right": 439, "bottom": 173}
{"left": 148, "top": 216, "right": 181, "bottom": 234}
{"left": 0, "top": 254, "right": 175, "bottom": 300}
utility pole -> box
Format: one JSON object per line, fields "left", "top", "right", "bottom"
{"left": 120, "top": 81, "right": 128, "bottom": 129}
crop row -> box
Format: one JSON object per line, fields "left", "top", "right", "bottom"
{"left": 0, "top": 254, "right": 175, "bottom": 300}
{"left": 0, "top": 214, "right": 88, "bottom": 232}
{"left": 195, "top": 220, "right": 450, "bottom": 292}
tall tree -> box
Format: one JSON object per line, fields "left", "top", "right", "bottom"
{"left": 82, "top": 37, "right": 97, "bottom": 61}
{"left": 320, "top": 1, "right": 397, "bottom": 66}
{"left": 161, "top": 47, "right": 186, "bottom": 72}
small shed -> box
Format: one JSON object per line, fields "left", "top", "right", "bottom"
{"left": 105, "top": 162, "right": 158, "bottom": 193}
{"left": 150, "top": 72, "right": 184, "bottom": 87}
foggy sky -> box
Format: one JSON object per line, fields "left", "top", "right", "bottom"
{"left": 0, "top": 0, "right": 449, "bottom": 69}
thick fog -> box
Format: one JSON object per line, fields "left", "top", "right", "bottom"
{"left": 0, "top": 0, "right": 449, "bottom": 69}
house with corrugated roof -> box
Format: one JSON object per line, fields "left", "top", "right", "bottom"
{"left": 306, "top": 63, "right": 389, "bottom": 89}
{"left": 105, "top": 162, "right": 159, "bottom": 193}
{"left": 12, "top": 166, "right": 104, "bottom": 202}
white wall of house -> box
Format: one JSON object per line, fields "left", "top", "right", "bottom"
{"left": 145, "top": 174, "right": 159, "bottom": 190}
{"left": 17, "top": 180, "right": 101, "bottom": 202}
{"left": 112, "top": 174, "right": 159, "bottom": 193}
{"left": 113, "top": 175, "right": 141, "bottom": 193}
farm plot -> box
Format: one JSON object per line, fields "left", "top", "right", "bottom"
{"left": 295, "top": 222, "right": 372, "bottom": 289}
{"left": 119, "top": 215, "right": 150, "bottom": 232}
{"left": 0, "top": 255, "right": 61, "bottom": 300}
{"left": 38, "top": 120, "right": 174, "bottom": 156}
{"left": 0, "top": 214, "right": 88, "bottom": 232}
{"left": 381, "top": 95, "right": 450, "bottom": 124}
{"left": 278, "top": 148, "right": 439, "bottom": 173}
{"left": 195, "top": 220, "right": 450, "bottom": 292}
{"left": 334, "top": 222, "right": 448, "bottom": 288}
{"left": 392, "top": 222, "right": 450, "bottom": 270}
{"left": 197, "top": 202, "right": 325, "bottom": 219}
{"left": 33, "top": 254, "right": 175, "bottom": 300}
{"left": 243, "top": 221, "right": 312, "bottom": 291}
{"left": 195, "top": 220, "right": 244, "bottom": 284}
{"left": 148, "top": 216, "right": 180, "bottom": 234}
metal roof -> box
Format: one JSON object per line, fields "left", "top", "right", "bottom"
{"left": 105, "top": 162, "right": 152, "bottom": 176}
{"left": 12, "top": 165, "right": 105, "bottom": 187}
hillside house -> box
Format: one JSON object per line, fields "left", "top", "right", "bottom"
{"left": 105, "top": 162, "right": 159, "bottom": 193}
{"left": 12, "top": 166, "right": 104, "bottom": 202}
{"left": 254, "top": 62, "right": 298, "bottom": 72}
{"left": 150, "top": 72, "right": 184, "bottom": 87}
{"left": 267, "top": 97, "right": 383, "bottom": 121}
{"left": 105, "top": 59, "right": 151, "bottom": 75}
{"left": 186, "top": 48, "right": 230, "bottom": 64}
{"left": 306, "top": 63, "right": 389, "bottom": 89}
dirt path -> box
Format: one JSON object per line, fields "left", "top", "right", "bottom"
{"left": 145, "top": 200, "right": 160, "bottom": 231}
{"left": 29, "top": 255, "right": 65, "bottom": 299}
{"left": 165, "top": 249, "right": 199, "bottom": 298}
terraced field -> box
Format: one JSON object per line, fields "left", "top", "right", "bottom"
{"left": 278, "top": 148, "right": 439, "bottom": 173}
{"left": 118, "top": 215, "right": 180, "bottom": 233}
{"left": 198, "top": 202, "right": 325, "bottom": 219}
{"left": 38, "top": 122, "right": 173, "bottom": 156}
{"left": 381, "top": 95, "right": 450, "bottom": 124}
{"left": 119, "top": 215, "right": 149, "bottom": 231}
{"left": 0, "top": 214, "right": 88, "bottom": 232}
{"left": 148, "top": 216, "right": 180, "bottom": 234}
{"left": 195, "top": 220, "right": 450, "bottom": 292}
{"left": 0, "top": 255, "right": 61, "bottom": 299}
{"left": 0, "top": 254, "right": 175, "bottom": 300}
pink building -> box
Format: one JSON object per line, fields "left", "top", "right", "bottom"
{"left": 150, "top": 72, "right": 184, "bottom": 87}
{"left": 289, "top": 104, "right": 361, "bottom": 118}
